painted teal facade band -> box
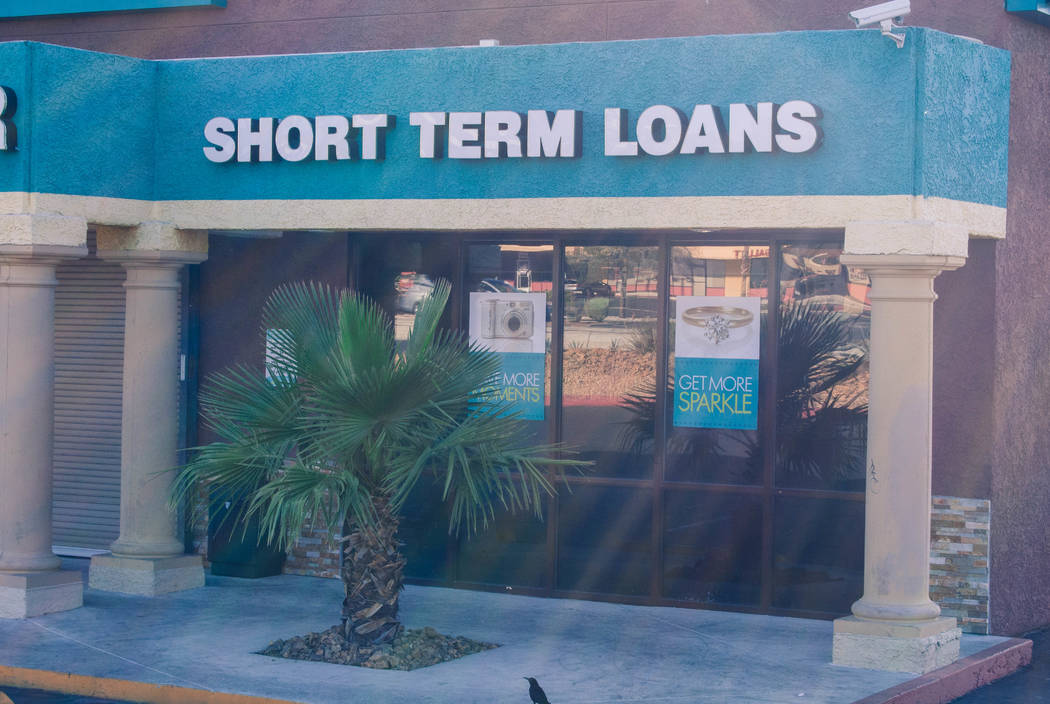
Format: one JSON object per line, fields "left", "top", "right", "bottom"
{"left": 0, "top": 29, "right": 1010, "bottom": 206}
{"left": 0, "top": 0, "right": 225, "bottom": 18}
{"left": 1005, "top": 0, "right": 1050, "bottom": 27}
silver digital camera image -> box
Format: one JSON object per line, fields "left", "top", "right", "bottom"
{"left": 482, "top": 299, "right": 534, "bottom": 340}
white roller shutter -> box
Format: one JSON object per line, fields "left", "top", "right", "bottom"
{"left": 52, "top": 244, "right": 126, "bottom": 552}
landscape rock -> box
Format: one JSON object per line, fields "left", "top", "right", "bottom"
{"left": 260, "top": 624, "right": 498, "bottom": 670}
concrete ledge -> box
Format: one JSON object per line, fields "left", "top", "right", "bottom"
{"left": 0, "top": 570, "right": 83, "bottom": 619}
{"left": 0, "top": 212, "right": 87, "bottom": 249}
{"left": 0, "top": 666, "right": 301, "bottom": 704}
{"left": 853, "top": 638, "right": 1033, "bottom": 704}
{"left": 844, "top": 220, "right": 970, "bottom": 258}
{"left": 833, "top": 616, "right": 961, "bottom": 674}
{"left": 96, "top": 221, "right": 207, "bottom": 256}
{"left": 835, "top": 615, "right": 960, "bottom": 639}
{"left": 89, "top": 554, "right": 204, "bottom": 596}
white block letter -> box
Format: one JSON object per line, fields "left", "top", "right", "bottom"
{"left": 314, "top": 115, "right": 351, "bottom": 161}
{"left": 636, "top": 105, "right": 683, "bottom": 157}
{"left": 728, "top": 103, "right": 774, "bottom": 153}
{"left": 409, "top": 111, "right": 447, "bottom": 158}
{"left": 353, "top": 113, "right": 393, "bottom": 160}
{"left": 448, "top": 112, "right": 483, "bottom": 159}
{"left": 680, "top": 104, "right": 726, "bottom": 154}
{"left": 203, "top": 116, "right": 236, "bottom": 163}
{"left": 484, "top": 110, "right": 523, "bottom": 158}
{"left": 604, "top": 107, "right": 638, "bottom": 156}
{"left": 274, "top": 115, "right": 314, "bottom": 162}
{"left": 236, "top": 117, "right": 274, "bottom": 162}
{"left": 527, "top": 109, "right": 579, "bottom": 158}
{"left": 775, "top": 100, "right": 822, "bottom": 153}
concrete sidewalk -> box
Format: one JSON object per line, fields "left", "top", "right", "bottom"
{"left": 0, "top": 561, "right": 1025, "bottom": 704}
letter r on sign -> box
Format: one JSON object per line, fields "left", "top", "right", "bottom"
{"left": 0, "top": 86, "right": 17, "bottom": 151}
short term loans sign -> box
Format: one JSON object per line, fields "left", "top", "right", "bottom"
{"left": 673, "top": 296, "right": 760, "bottom": 430}
{"left": 469, "top": 291, "right": 546, "bottom": 420}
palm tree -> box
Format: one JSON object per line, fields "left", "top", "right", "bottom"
{"left": 172, "top": 280, "right": 576, "bottom": 647}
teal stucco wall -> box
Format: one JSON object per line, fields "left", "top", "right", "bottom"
{"left": 0, "top": 28, "right": 1010, "bottom": 206}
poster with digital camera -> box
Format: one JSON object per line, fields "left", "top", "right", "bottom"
{"left": 469, "top": 291, "right": 546, "bottom": 420}
{"left": 672, "top": 296, "right": 760, "bottom": 430}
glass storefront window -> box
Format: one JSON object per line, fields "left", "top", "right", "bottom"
{"left": 776, "top": 244, "right": 870, "bottom": 492}
{"left": 561, "top": 245, "right": 660, "bottom": 479}
{"left": 457, "top": 498, "right": 547, "bottom": 589}
{"left": 356, "top": 235, "right": 458, "bottom": 582}
{"left": 356, "top": 235, "right": 458, "bottom": 348}
{"left": 399, "top": 478, "right": 451, "bottom": 582}
{"left": 557, "top": 485, "right": 653, "bottom": 596}
{"left": 663, "top": 489, "right": 762, "bottom": 605}
{"left": 456, "top": 242, "right": 555, "bottom": 589}
{"left": 349, "top": 232, "right": 869, "bottom": 618}
{"left": 665, "top": 245, "right": 768, "bottom": 485}
{"left": 773, "top": 496, "right": 864, "bottom": 613}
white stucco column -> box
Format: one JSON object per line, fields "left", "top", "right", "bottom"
{"left": 89, "top": 223, "right": 207, "bottom": 596}
{"left": 110, "top": 260, "right": 191, "bottom": 558}
{"left": 0, "top": 214, "right": 88, "bottom": 618}
{"left": 833, "top": 221, "right": 966, "bottom": 674}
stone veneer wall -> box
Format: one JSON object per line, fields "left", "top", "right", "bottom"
{"left": 931, "top": 496, "right": 991, "bottom": 634}
{"left": 190, "top": 495, "right": 341, "bottom": 578}
{"left": 282, "top": 521, "right": 341, "bottom": 579}
{"left": 190, "top": 486, "right": 209, "bottom": 566}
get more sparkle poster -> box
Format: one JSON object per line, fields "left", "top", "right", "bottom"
{"left": 672, "top": 296, "right": 760, "bottom": 430}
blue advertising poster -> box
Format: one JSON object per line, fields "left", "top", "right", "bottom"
{"left": 469, "top": 291, "right": 547, "bottom": 420}
{"left": 672, "top": 296, "right": 760, "bottom": 430}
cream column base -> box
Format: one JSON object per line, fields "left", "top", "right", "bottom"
{"left": 833, "top": 616, "right": 961, "bottom": 674}
{"left": 89, "top": 554, "right": 204, "bottom": 596}
{"left": 0, "top": 571, "right": 84, "bottom": 618}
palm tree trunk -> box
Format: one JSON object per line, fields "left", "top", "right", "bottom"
{"left": 340, "top": 497, "right": 405, "bottom": 645}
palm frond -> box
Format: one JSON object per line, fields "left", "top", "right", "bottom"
{"left": 382, "top": 407, "right": 577, "bottom": 535}
{"left": 248, "top": 461, "right": 376, "bottom": 550}
{"left": 169, "top": 437, "right": 294, "bottom": 529}
{"left": 403, "top": 278, "right": 451, "bottom": 360}
{"left": 336, "top": 290, "right": 395, "bottom": 374}
{"left": 198, "top": 364, "right": 303, "bottom": 445}
{"left": 173, "top": 277, "right": 586, "bottom": 559}
{"left": 777, "top": 300, "right": 867, "bottom": 399}
{"left": 261, "top": 282, "right": 342, "bottom": 381}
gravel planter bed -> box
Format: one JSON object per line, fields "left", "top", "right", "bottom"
{"left": 260, "top": 625, "right": 498, "bottom": 670}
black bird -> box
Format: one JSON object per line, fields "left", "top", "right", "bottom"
{"left": 524, "top": 677, "right": 551, "bottom": 704}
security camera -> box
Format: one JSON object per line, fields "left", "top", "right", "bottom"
{"left": 849, "top": 0, "right": 910, "bottom": 48}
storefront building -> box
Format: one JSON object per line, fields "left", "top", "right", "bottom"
{"left": 0, "top": 0, "right": 1044, "bottom": 676}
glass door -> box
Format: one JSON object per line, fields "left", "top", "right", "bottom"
{"left": 661, "top": 244, "right": 770, "bottom": 607}
{"left": 557, "top": 243, "right": 660, "bottom": 596}
{"left": 456, "top": 241, "right": 555, "bottom": 589}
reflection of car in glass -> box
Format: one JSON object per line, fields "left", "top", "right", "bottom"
{"left": 579, "top": 281, "right": 613, "bottom": 298}
{"left": 476, "top": 278, "right": 552, "bottom": 321}
{"left": 804, "top": 251, "right": 841, "bottom": 276}
{"left": 477, "top": 278, "right": 516, "bottom": 294}
{"left": 395, "top": 274, "right": 434, "bottom": 313}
